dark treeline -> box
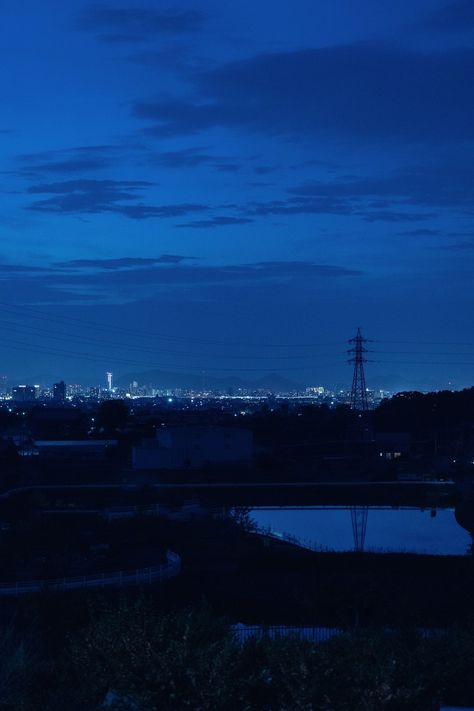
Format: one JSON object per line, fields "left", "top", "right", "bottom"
{"left": 374, "top": 387, "right": 474, "bottom": 434}
{"left": 2, "top": 600, "right": 474, "bottom": 710}
{"left": 3, "top": 387, "right": 474, "bottom": 452}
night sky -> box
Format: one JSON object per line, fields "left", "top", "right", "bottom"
{"left": 1, "top": 0, "right": 474, "bottom": 390}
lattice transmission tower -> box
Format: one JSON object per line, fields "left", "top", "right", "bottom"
{"left": 348, "top": 327, "right": 369, "bottom": 411}
{"left": 350, "top": 507, "right": 368, "bottom": 552}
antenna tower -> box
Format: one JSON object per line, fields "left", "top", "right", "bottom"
{"left": 348, "top": 327, "right": 369, "bottom": 411}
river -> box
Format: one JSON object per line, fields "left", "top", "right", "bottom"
{"left": 250, "top": 506, "right": 472, "bottom": 555}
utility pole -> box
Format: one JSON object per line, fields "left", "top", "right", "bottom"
{"left": 348, "top": 327, "right": 369, "bottom": 411}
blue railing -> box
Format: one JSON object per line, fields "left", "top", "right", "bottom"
{"left": 0, "top": 550, "right": 181, "bottom": 596}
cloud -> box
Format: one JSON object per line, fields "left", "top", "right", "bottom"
{"left": 27, "top": 179, "right": 151, "bottom": 214}
{"left": 175, "top": 216, "right": 253, "bottom": 228}
{"left": 78, "top": 4, "right": 205, "bottom": 43}
{"left": 152, "top": 148, "right": 215, "bottom": 168}
{"left": 397, "top": 228, "right": 441, "bottom": 237}
{"left": 215, "top": 163, "right": 240, "bottom": 172}
{"left": 132, "top": 44, "right": 474, "bottom": 143}
{"left": 23, "top": 158, "right": 110, "bottom": 175}
{"left": 54, "top": 255, "right": 195, "bottom": 269}
{"left": 14, "top": 144, "right": 144, "bottom": 177}
{"left": 363, "top": 211, "right": 433, "bottom": 223}
{"left": 0, "top": 259, "right": 361, "bottom": 306}
{"left": 150, "top": 147, "right": 240, "bottom": 171}
{"left": 442, "top": 240, "right": 474, "bottom": 250}
{"left": 287, "top": 155, "right": 474, "bottom": 214}
{"left": 52, "top": 260, "right": 361, "bottom": 295}
{"left": 0, "top": 263, "right": 53, "bottom": 273}
{"left": 114, "top": 203, "right": 208, "bottom": 219}
{"left": 427, "top": 0, "right": 474, "bottom": 31}
{"left": 254, "top": 165, "right": 279, "bottom": 175}
{"left": 25, "top": 179, "right": 208, "bottom": 219}
{"left": 249, "top": 197, "right": 353, "bottom": 216}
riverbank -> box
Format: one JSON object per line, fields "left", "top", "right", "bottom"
{"left": 0, "top": 479, "right": 457, "bottom": 509}
{"left": 1, "top": 506, "right": 472, "bottom": 628}
{"left": 165, "top": 528, "right": 474, "bottom": 628}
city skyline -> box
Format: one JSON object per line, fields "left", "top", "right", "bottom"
{"left": 1, "top": 1, "right": 474, "bottom": 390}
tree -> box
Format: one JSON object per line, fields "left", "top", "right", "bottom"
{"left": 96, "top": 400, "right": 129, "bottom": 435}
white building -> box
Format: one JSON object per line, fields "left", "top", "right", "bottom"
{"left": 132, "top": 425, "right": 253, "bottom": 470}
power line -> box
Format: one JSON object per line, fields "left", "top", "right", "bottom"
{"left": 0, "top": 301, "right": 341, "bottom": 349}
{"left": 0, "top": 339, "right": 347, "bottom": 373}
{"left": 0, "top": 319, "right": 343, "bottom": 361}
{"left": 377, "top": 340, "right": 474, "bottom": 347}
{"left": 4, "top": 316, "right": 474, "bottom": 361}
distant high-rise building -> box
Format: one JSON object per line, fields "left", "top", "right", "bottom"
{"left": 106, "top": 372, "right": 113, "bottom": 392}
{"left": 53, "top": 380, "right": 66, "bottom": 403}
{"left": 12, "top": 385, "right": 36, "bottom": 402}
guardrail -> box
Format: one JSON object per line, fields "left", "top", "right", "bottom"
{"left": 232, "top": 624, "right": 446, "bottom": 644}
{"left": 0, "top": 550, "right": 181, "bottom": 596}
{"left": 260, "top": 528, "right": 330, "bottom": 552}
{"left": 232, "top": 625, "right": 344, "bottom": 643}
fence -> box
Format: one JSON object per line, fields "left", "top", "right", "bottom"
{"left": 0, "top": 550, "right": 181, "bottom": 596}
{"left": 232, "top": 625, "right": 344, "bottom": 644}
{"left": 262, "top": 528, "right": 332, "bottom": 552}
{"left": 232, "top": 624, "right": 447, "bottom": 644}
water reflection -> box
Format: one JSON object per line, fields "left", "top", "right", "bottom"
{"left": 350, "top": 507, "right": 368, "bottom": 551}
{"left": 250, "top": 506, "right": 471, "bottom": 555}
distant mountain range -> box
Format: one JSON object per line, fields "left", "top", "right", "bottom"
{"left": 116, "top": 369, "right": 304, "bottom": 393}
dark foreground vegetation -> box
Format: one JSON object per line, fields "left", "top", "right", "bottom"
{"left": 1, "top": 511, "right": 473, "bottom": 628}
{"left": 2, "top": 600, "right": 474, "bottom": 710}
{"left": 2, "top": 388, "right": 474, "bottom": 707}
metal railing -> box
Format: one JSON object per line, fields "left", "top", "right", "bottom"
{"left": 0, "top": 550, "right": 181, "bottom": 596}
{"left": 232, "top": 625, "right": 344, "bottom": 644}
{"left": 261, "top": 528, "right": 332, "bottom": 552}
{"left": 232, "top": 624, "right": 447, "bottom": 644}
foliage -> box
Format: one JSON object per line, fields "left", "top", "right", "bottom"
{"left": 228, "top": 506, "right": 258, "bottom": 533}
{"left": 0, "top": 624, "right": 37, "bottom": 711}
{"left": 3, "top": 603, "right": 474, "bottom": 710}
{"left": 374, "top": 386, "right": 474, "bottom": 434}
{"left": 96, "top": 400, "right": 130, "bottom": 434}
{"left": 64, "top": 601, "right": 236, "bottom": 710}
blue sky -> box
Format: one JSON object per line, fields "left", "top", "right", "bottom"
{"left": 1, "top": 0, "right": 474, "bottom": 389}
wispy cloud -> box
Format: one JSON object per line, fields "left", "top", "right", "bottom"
{"left": 442, "top": 239, "right": 474, "bottom": 250}
{"left": 287, "top": 154, "right": 474, "bottom": 216}
{"left": 149, "top": 147, "right": 241, "bottom": 172}
{"left": 426, "top": 0, "right": 474, "bottom": 31}
{"left": 0, "top": 259, "right": 362, "bottom": 305}
{"left": 114, "top": 203, "right": 208, "bottom": 219}
{"left": 176, "top": 216, "right": 253, "bottom": 229}
{"left": 14, "top": 145, "right": 144, "bottom": 178}
{"left": 78, "top": 4, "right": 205, "bottom": 43}
{"left": 249, "top": 197, "right": 353, "bottom": 217}
{"left": 25, "top": 179, "right": 208, "bottom": 220}
{"left": 133, "top": 44, "right": 474, "bottom": 143}
{"left": 363, "top": 211, "right": 433, "bottom": 223}
{"left": 0, "top": 263, "right": 53, "bottom": 273}
{"left": 54, "top": 255, "right": 196, "bottom": 269}
{"left": 27, "top": 179, "right": 151, "bottom": 214}
{"left": 396, "top": 228, "right": 442, "bottom": 237}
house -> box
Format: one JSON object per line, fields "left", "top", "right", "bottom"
{"left": 33, "top": 440, "right": 118, "bottom": 461}
{"left": 375, "top": 432, "right": 411, "bottom": 460}
{"left": 132, "top": 425, "right": 253, "bottom": 470}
